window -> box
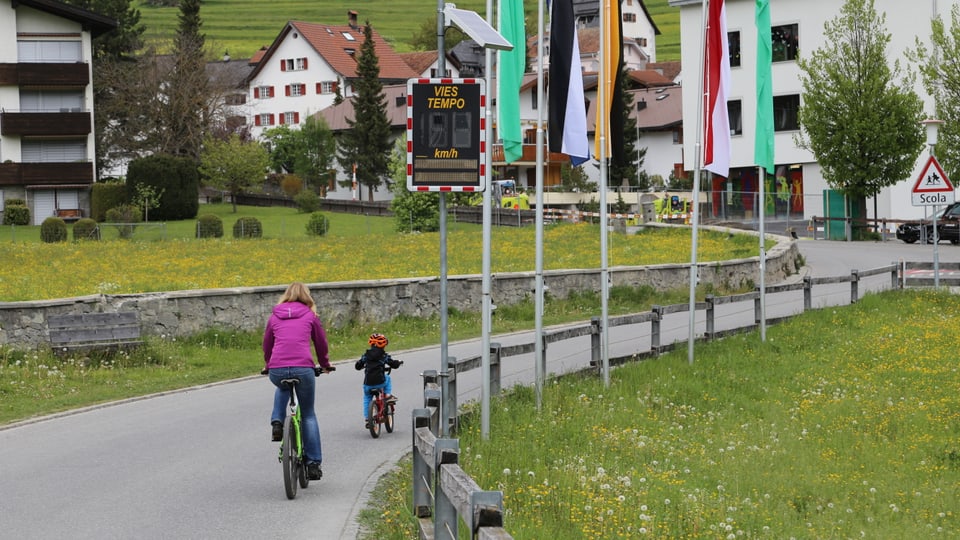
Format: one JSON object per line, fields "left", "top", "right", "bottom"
{"left": 20, "top": 90, "right": 83, "bottom": 112}
{"left": 429, "top": 68, "right": 452, "bottom": 78}
{"left": 22, "top": 140, "right": 87, "bottom": 162}
{"left": 531, "top": 89, "right": 537, "bottom": 110}
{"left": 638, "top": 37, "right": 648, "bottom": 47}
{"left": 317, "top": 81, "right": 339, "bottom": 94}
{"left": 772, "top": 23, "right": 799, "bottom": 62}
{"left": 280, "top": 57, "right": 308, "bottom": 71}
{"left": 728, "top": 31, "right": 741, "bottom": 68}
{"left": 295, "top": 57, "right": 308, "bottom": 70}
{"left": 623, "top": 13, "right": 636, "bottom": 23}
{"left": 672, "top": 127, "right": 683, "bottom": 144}
{"left": 286, "top": 83, "right": 305, "bottom": 97}
{"left": 727, "top": 100, "right": 742, "bottom": 136}
{"left": 254, "top": 86, "right": 274, "bottom": 99}
{"left": 225, "top": 93, "right": 246, "bottom": 106}
{"left": 17, "top": 40, "right": 82, "bottom": 62}
{"left": 773, "top": 94, "right": 800, "bottom": 131}
{"left": 255, "top": 114, "right": 275, "bottom": 127}
{"left": 280, "top": 112, "right": 300, "bottom": 125}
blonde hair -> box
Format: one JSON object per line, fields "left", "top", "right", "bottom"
{"left": 278, "top": 282, "right": 317, "bottom": 314}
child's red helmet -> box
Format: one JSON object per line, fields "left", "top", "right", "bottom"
{"left": 368, "top": 333, "right": 388, "bottom": 348}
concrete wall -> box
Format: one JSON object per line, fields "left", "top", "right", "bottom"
{"left": 0, "top": 228, "right": 799, "bottom": 350}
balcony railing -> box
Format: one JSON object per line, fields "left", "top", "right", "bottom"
{"left": 0, "top": 62, "right": 89, "bottom": 86}
{"left": 0, "top": 110, "right": 91, "bottom": 136}
{"left": 0, "top": 162, "right": 94, "bottom": 187}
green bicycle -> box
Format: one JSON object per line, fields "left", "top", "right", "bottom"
{"left": 264, "top": 367, "right": 334, "bottom": 500}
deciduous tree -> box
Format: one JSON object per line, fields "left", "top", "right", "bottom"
{"left": 796, "top": 0, "right": 924, "bottom": 227}
{"left": 199, "top": 135, "right": 269, "bottom": 213}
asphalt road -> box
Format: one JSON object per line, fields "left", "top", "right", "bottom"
{"left": 1, "top": 237, "right": 958, "bottom": 539}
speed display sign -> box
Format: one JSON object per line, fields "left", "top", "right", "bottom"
{"left": 406, "top": 78, "right": 486, "bottom": 192}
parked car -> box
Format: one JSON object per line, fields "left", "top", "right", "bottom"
{"left": 896, "top": 202, "right": 960, "bottom": 244}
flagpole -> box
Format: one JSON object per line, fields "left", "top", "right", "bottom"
{"left": 598, "top": 0, "right": 610, "bottom": 387}
{"left": 534, "top": 0, "right": 546, "bottom": 410}
{"left": 758, "top": 166, "right": 766, "bottom": 341}
{"left": 688, "top": 0, "right": 710, "bottom": 365}
{"left": 480, "top": 0, "right": 495, "bottom": 440}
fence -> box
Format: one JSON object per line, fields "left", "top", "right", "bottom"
{"left": 410, "top": 260, "right": 958, "bottom": 539}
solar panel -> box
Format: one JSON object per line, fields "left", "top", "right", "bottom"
{"left": 444, "top": 3, "right": 513, "bottom": 51}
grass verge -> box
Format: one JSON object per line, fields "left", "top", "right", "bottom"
{"left": 358, "top": 289, "right": 960, "bottom": 538}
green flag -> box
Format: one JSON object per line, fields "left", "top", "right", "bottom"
{"left": 498, "top": 0, "right": 526, "bottom": 164}
{"left": 754, "top": 0, "right": 775, "bottom": 174}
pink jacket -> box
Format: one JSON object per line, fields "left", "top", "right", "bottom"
{"left": 263, "top": 302, "right": 331, "bottom": 369}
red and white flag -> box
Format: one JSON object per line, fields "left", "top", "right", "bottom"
{"left": 703, "top": 0, "right": 731, "bottom": 177}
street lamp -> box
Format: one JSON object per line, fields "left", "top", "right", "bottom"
{"left": 921, "top": 118, "right": 944, "bottom": 288}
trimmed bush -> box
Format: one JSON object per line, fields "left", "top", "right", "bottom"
{"left": 196, "top": 214, "right": 224, "bottom": 238}
{"left": 91, "top": 181, "right": 127, "bottom": 222}
{"left": 305, "top": 212, "right": 330, "bottom": 236}
{"left": 4, "top": 198, "right": 25, "bottom": 206}
{"left": 40, "top": 217, "right": 68, "bottom": 243}
{"left": 294, "top": 190, "right": 321, "bottom": 213}
{"left": 72, "top": 218, "right": 100, "bottom": 241}
{"left": 232, "top": 216, "right": 263, "bottom": 238}
{"left": 2, "top": 204, "right": 29, "bottom": 226}
{"left": 105, "top": 204, "right": 142, "bottom": 239}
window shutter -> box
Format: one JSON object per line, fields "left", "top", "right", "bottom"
{"left": 332, "top": 81, "right": 339, "bottom": 93}
{"left": 269, "top": 86, "right": 275, "bottom": 98}
{"left": 294, "top": 112, "right": 300, "bottom": 123}
{"left": 253, "top": 87, "right": 260, "bottom": 99}
{"left": 316, "top": 82, "right": 322, "bottom": 94}
{"left": 285, "top": 85, "right": 291, "bottom": 97}
{"left": 254, "top": 115, "right": 261, "bottom": 126}
{"left": 303, "top": 58, "right": 308, "bottom": 69}
{"left": 270, "top": 114, "right": 275, "bottom": 125}
{"left": 280, "top": 59, "right": 286, "bottom": 71}
{"left": 279, "top": 114, "right": 285, "bottom": 125}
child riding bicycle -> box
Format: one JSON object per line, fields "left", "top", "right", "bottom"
{"left": 355, "top": 333, "right": 402, "bottom": 429}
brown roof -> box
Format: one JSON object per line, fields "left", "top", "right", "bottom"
{"left": 246, "top": 21, "right": 418, "bottom": 83}
{"left": 315, "top": 84, "right": 408, "bottom": 131}
{"left": 586, "top": 85, "right": 682, "bottom": 133}
{"left": 647, "top": 61, "right": 682, "bottom": 81}
{"left": 399, "top": 51, "right": 439, "bottom": 75}
{"left": 249, "top": 46, "right": 269, "bottom": 65}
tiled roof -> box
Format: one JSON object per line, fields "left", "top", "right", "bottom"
{"left": 247, "top": 21, "right": 418, "bottom": 83}
{"left": 399, "top": 51, "right": 440, "bottom": 75}
{"left": 315, "top": 84, "right": 408, "bottom": 131}
{"left": 647, "top": 61, "right": 682, "bottom": 81}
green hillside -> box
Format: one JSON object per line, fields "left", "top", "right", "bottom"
{"left": 134, "top": 0, "right": 679, "bottom": 61}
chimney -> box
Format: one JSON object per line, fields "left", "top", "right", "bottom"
{"left": 348, "top": 10, "right": 358, "bottom": 29}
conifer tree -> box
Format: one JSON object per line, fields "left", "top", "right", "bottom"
{"left": 337, "top": 22, "right": 392, "bottom": 201}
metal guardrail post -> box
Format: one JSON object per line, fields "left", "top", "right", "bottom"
{"left": 422, "top": 369, "right": 442, "bottom": 436}
{"left": 803, "top": 276, "right": 812, "bottom": 311}
{"left": 490, "top": 343, "right": 502, "bottom": 396}
{"left": 446, "top": 356, "right": 458, "bottom": 434}
{"left": 651, "top": 305, "right": 662, "bottom": 353}
{"left": 851, "top": 270, "right": 859, "bottom": 304}
{"left": 434, "top": 438, "right": 460, "bottom": 539}
{"left": 891, "top": 261, "right": 900, "bottom": 289}
{"left": 412, "top": 409, "right": 433, "bottom": 518}
{"left": 590, "top": 316, "right": 601, "bottom": 369}
{"left": 469, "top": 491, "right": 505, "bottom": 536}
{"left": 705, "top": 294, "right": 715, "bottom": 338}
{"left": 753, "top": 288, "right": 762, "bottom": 324}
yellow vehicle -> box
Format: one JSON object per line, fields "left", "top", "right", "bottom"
{"left": 654, "top": 194, "right": 691, "bottom": 223}
{"left": 469, "top": 180, "right": 530, "bottom": 209}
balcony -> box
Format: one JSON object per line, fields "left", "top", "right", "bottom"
{"left": 0, "top": 110, "right": 91, "bottom": 136}
{"left": 491, "top": 143, "right": 570, "bottom": 164}
{"left": 0, "top": 62, "right": 89, "bottom": 87}
{"left": 0, "top": 162, "right": 94, "bottom": 187}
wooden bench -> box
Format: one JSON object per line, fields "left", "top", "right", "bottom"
{"left": 47, "top": 311, "right": 143, "bottom": 354}
{"left": 55, "top": 208, "right": 83, "bottom": 222}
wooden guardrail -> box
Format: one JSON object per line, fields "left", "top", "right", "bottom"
{"left": 412, "top": 260, "right": 956, "bottom": 537}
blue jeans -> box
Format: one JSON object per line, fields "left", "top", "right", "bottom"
{"left": 362, "top": 374, "right": 392, "bottom": 420}
{"left": 269, "top": 367, "right": 322, "bottom": 464}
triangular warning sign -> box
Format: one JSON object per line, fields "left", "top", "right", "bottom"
{"left": 912, "top": 155, "right": 954, "bottom": 193}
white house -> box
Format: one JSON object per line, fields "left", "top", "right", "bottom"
{"left": 0, "top": 0, "right": 115, "bottom": 224}
{"left": 243, "top": 11, "right": 417, "bottom": 140}
{"left": 670, "top": 0, "right": 951, "bottom": 225}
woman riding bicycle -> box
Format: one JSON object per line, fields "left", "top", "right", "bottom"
{"left": 355, "top": 333, "right": 402, "bottom": 429}
{"left": 263, "top": 282, "right": 333, "bottom": 481}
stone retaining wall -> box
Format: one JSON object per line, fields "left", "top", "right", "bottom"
{"left": 0, "top": 229, "right": 799, "bottom": 350}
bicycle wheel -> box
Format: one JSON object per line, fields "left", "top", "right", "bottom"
{"left": 282, "top": 416, "right": 298, "bottom": 499}
{"left": 384, "top": 403, "right": 395, "bottom": 433}
{"left": 297, "top": 419, "right": 309, "bottom": 489}
{"left": 368, "top": 399, "right": 381, "bottom": 438}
